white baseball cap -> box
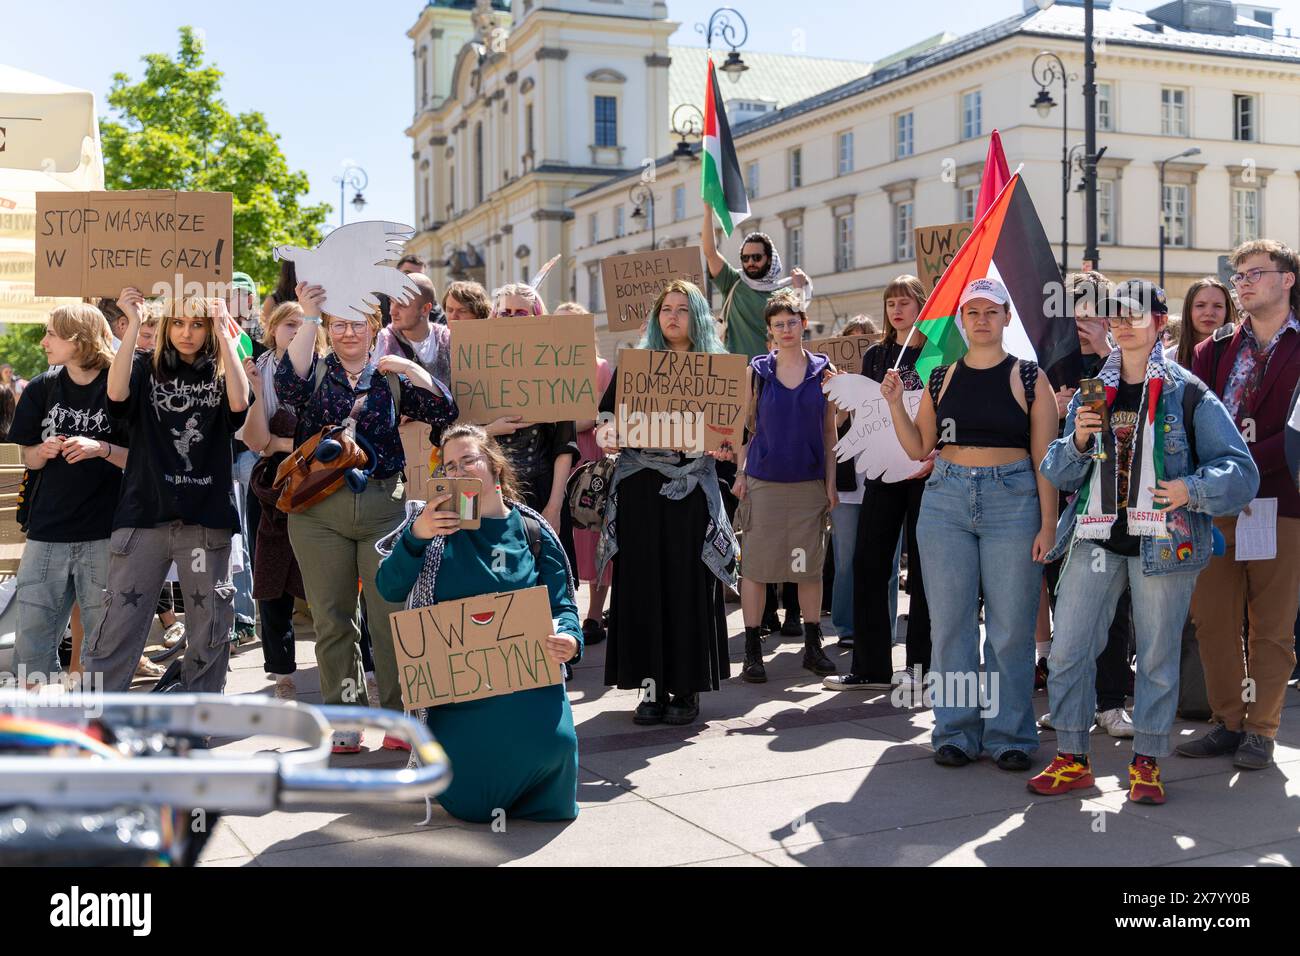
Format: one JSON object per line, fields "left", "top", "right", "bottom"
{"left": 958, "top": 277, "right": 1010, "bottom": 309}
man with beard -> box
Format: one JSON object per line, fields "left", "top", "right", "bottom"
{"left": 701, "top": 217, "right": 811, "bottom": 359}
{"left": 375, "top": 273, "right": 452, "bottom": 394}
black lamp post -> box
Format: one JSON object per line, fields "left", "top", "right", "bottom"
{"left": 629, "top": 183, "right": 656, "bottom": 252}
{"left": 671, "top": 104, "right": 704, "bottom": 159}
{"left": 1030, "top": 51, "right": 1077, "bottom": 277}
{"left": 334, "top": 163, "right": 369, "bottom": 227}
{"left": 696, "top": 8, "right": 749, "bottom": 83}
{"left": 1158, "top": 146, "right": 1201, "bottom": 289}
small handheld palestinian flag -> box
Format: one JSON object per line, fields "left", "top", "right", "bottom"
{"left": 224, "top": 313, "right": 254, "bottom": 363}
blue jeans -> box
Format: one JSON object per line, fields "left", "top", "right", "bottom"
{"left": 13, "top": 538, "right": 110, "bottom": 676}
{"left": 232, "top": 450, "right": 257, "bottom": 627}
{"left": 916, "top": 457, "right": 1042, "bottom": 759}
{"left": 830, "top": 501, "right": 860, "bottom": 637}
{"left": 1049, "top": 549, "right": 1196, "bottom": 757}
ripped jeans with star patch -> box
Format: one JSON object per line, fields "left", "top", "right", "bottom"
{"left": 84, "top": 522, "right": 235, "bottom": 693}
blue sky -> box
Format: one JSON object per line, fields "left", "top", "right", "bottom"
{"left": 9, "top": 0, "right": 1300, "bottom": 227}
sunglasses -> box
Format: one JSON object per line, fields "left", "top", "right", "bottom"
{"left": 740, "top": 253, "right": 767, "bottom": 264}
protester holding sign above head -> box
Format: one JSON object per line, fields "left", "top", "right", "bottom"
{"left": 276, "top": 281, "right": 458, "bottom": 751}
{"left": 376, "top": 423, "right": 581, "bottom": 822}
{"left": 883, "top": 277, "right": 1058, "bottom": 772}
{"left": 10, "top": 304, "right": 127, "bottom": 681}
{"left": 700, "top": 217, "right": 810, "bottom": 359}
{"left": 826, "top": 275, "right": 934, "bottom": 693}
{"left": 733, "top": 289, "right": 838, "bottom": 682}
{"left": 596, "top": 279, "right": 739, "bottom": 726}
{"left": 443, "top": 280, "right": 491, "bottom": 322}
{"left": 374, "top": 272, "right": 452, "bottom": 394}
{"left": 82, "top": 290, "right": 251, "bottom": 695}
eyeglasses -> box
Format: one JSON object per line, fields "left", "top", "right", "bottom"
{"left": 740, "top": 253, "right": 766, "bottom": 264}
{"left": 1230, "top": 268, "right": 1287, "bottom": 286}
{"left": 769, "top": 319, "right": 803, "bottom": 332}
{"left": 328, "top": 320, "right": 370, "bottom": 336}
{"left": 444, "top": 454, "right": 486, "bottom": 476}
{"left": 1104, "top": 313, "right": 1153, "bottom": 328}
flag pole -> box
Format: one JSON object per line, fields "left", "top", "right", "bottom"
{"left": 891, "top": 324, "right": 917, "bottom": 371}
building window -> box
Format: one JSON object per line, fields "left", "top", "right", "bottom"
{"left": 961, "top": 90, "right": 982, "bottom": 141}
{"left": 837, "top": 131, "right": 854, "bottom": 176}
{"left": 1098, "top": 179, "right": 1115, "bottom": 245}
{"left": 594, "top": 95, "right": 618, "bottom": 147}
{"left": 614, "top": 204, "right": 625, "bottom": 238}
{"left": 894, "top": 201, "right": 914, "bottom": 261}
{"left": 474, "top": 123, "right": 484, "bottom": 205}
{"left": 587, "top": 264, "right": 603, "bottom": 312}
{"left": 589, "top": 212, "right": 599, "bottom": 246}
{"left": 1231, "top": 187, "right": 1260, "bottom": 246}
{"left": 526, "top": 103, "right": 535, "bottom": 154}
{"left": 1097, "top": 82, "right": 1113, "bottom": 132}
{"left": 788, "top": 225, "right": 803, "bottom": 268}
{"left": 959, "top": 185, "right": 977, "bottom": 222}
{"left": 1162, "top": 183, "right": 1189, "bottom": 248}
{"left": 788, "top": 147, "right": 802, "bottom": 189}
{"left": 673, "top": 184, "right": 685, "bottom": 222}
{"left": 1161, "top": 88, "right": 1187, "bottom": 137}
{"left": 896, "top": 112, "right": 913, "bottom": 159}
{"left": 835, "top": 214, "right": 854, "bottom": 272}
{"left": 1234, "top": 94, "right": 1256, "bottom": 142}
{"left": 746, "top": 161, "right": 759, "bottom": 200}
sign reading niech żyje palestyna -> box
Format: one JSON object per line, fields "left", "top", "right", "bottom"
{"left": 451, "top": 313, "right": 600, "bottom": 423}
{"left": 390, "top": 585, "right": 560, "bottom": 708}
{"left": 34, "top": 190, "right": 233, "bottom": 297}
{"left": 613, "top": 348, "right": 748, "bottom": 453}
{"left": 600, "top": 246, "right": 706, "bottom": 332}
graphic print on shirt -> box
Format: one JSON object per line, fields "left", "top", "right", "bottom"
{"left": 41, "top": 404, "right": 112, "bottom": 441}
{"left": 171, "top": 415, "right": 203, "bottom": 472}
{"left": 1112, "top": 407, "right": 1139, "bottom": 507}
{"left": 150, "top": 375, "right": 222, "bottom": 487}
{"left": 150, "top": 376, "right": 223, "bottom": 414}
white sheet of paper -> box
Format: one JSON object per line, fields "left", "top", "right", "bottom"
{"left": 1235, "top": 497, "right": 1277, "bottom": 561}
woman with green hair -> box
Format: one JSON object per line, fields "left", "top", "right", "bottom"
{"left": 595, "top": 280, "right": 739, "bottom": 727}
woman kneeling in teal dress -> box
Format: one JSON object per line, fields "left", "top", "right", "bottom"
{"left": 376, "top": 423, "right": 583, "bottom": 823}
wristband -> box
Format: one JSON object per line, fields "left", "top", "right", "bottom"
{"left": 303, "top": 315, "right": 322, "bottom": 324}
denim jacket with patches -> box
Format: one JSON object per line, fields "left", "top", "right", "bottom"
{"left": 1041, "top": 362, "right": 1259, "bottom": 576}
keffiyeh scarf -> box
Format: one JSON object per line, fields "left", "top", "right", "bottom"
{"left": 736, "top": 232, "right": 814, "bottom": 304}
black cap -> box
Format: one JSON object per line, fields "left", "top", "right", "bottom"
{"left": 1103, "top": 279, "right": 1168, "bottom": 318}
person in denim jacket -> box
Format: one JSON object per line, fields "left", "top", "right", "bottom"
{"left": 1029, "top": 280, "right": 1258, "bottom": 806}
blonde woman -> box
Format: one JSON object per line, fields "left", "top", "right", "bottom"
{"left": 83, "top": 289, "right": 251, "bottom": 694}
{"left": 10, "top": 304, "right": 127, "bottom": 680}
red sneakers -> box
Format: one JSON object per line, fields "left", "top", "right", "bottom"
{"left": 1128, "top": 756, "right": 1166, "bottom": 804}
{"left": 1027, "top": 754, "right": 1095, "bottom": 796}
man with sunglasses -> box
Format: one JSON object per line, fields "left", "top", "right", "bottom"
{"left": 1178, "top": 239, "right": 1300, "bottom": 770}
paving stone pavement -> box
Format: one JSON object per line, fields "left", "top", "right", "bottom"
{"left": 196, "top": 587, "right": 1300, "bottom": 867}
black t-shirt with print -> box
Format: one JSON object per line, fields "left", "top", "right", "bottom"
{"left": 107, "top": 351, "right": 248, "bottom": 532}
{"left": 1101, "top": 379, "right": 1143, "bottom": 557}
{"left": 7, "top": 367, "right": 126, "bottom": 542}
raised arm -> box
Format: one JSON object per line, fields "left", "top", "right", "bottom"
{"left": 287, "top": 282, "right": 327, "bottom": 379}
{"left": 212, "top": 299, "right": 250, "bottom": 414}
{"left": 107, "top": 287, "right": 144, "bottom": 403}
{"left": 701, "top": 211, "right": 725, "bottom": 279}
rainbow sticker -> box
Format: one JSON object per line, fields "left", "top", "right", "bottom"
{"left": 1175, "top": 542, "right": 1193, "bottom": 561}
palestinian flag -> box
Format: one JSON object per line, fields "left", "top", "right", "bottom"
{"left": 914, "top": 172, "right": 1082, "bottom": 388}
{"left": 223, "top": 312, "right": 254, "bottom": 363}
{"left": 701, "top": 57, "right": 751, "bottom": 236}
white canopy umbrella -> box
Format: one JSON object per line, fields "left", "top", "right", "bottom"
{"left": 0, "top": 65, "right": 104, "bottom": 325}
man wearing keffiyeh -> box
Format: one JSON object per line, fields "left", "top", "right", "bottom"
{"left": 1029, "top": 280, "right": 1258, "bottom": 808}
{"left": 701, "top": 222, "right": 813, "bottom": 359}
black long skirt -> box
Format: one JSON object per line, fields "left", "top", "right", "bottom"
{"left": 604, "top": 469, "right": 731, "bottom": 697}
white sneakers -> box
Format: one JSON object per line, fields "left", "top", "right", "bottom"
{"left": 1037, "top": 708, "right": 1135, "bottom": 738}
{"left": 331, "top": 730, "right": 362, "bottom": 754}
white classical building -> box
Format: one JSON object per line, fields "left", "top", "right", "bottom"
{"left": 408, "top": 0, "right": 1300, "bottom": 345}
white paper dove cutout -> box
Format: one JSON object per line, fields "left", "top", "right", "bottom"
{"left": 274, "top": 221, "right": 420, "bottom": 321}
{"left": 823, "top": 374, "right": 925, "bottom": 483}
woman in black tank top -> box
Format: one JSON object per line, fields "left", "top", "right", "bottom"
{"left": 880, "top": 278, "right": 1059, "bottom": 773}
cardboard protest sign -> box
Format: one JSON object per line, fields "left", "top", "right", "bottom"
{"left": 274, "top": 220, "right": 419, "bottom": 322}
{"left": 451, "top": 314, "right": 599, "bottom": 424}
{"left": 600, "top": 246, "right": 705, "bottom": 332}
{"left": 35, "top": 190, "right": 232, "bottom": 297}
{"left": 399, "top": 421, "right": 437, "bottom": 502}
{"left": 823, "top": 374, "right": 925, "bottom": 482}
{"left": 613, "top": 348, "right": 748, "bottom": 452}
{"left": 807, "top": 334, "right": 874, "bottom": 375}
{"left": 390, "top": 585, "right": 560, "bottom": 709}
{"left": 914, "top": 221, "right": 973, "bottom": 292}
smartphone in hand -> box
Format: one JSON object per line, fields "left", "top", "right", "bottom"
{"left": 430, "top": 477, "right": 482, "bottom": 529}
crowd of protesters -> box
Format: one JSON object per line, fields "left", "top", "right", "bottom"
{"left": 4, "top": 224, "right": 1297, "bottom": 822}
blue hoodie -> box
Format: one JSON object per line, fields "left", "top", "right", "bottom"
{"left": 746, "top": 349, "right": 830, "bottom": 483}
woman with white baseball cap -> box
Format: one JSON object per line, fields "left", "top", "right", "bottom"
{"left": 881, "top": 276, "right": 1059, "bottom": 773}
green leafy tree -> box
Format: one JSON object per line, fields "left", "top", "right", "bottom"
{"left": 100, "top": 26, "right": 329, "bottom": 292}
{"left": 0, "top": 325, "right": 47, "bottom": 381}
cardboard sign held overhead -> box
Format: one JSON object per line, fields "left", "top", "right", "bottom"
{"left": 451, "top": 314, "right": 599, "bottom": 424}
{"left": 614, "top": 348, "right": 748, "bottom": 453}
{"left": 274, "top": 220, "right": 420, "bottom": 322}
{"left": 390, "top": 586, "right": 560, "bottom": 709}
{"left": 807, "top": 334, "right": 874, "bottom": 375}
{"left": 35, "top": 190, "right": 232, "bottom": 297}
{"left": 914, "top": 221, "right": 973, "bottom": 292}
{"left": 600, "top": 246, "right": 705, "bottom": 332}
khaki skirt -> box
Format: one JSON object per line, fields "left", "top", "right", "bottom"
{"left": 737, "top": 476, "right": 829, "bottom": 584}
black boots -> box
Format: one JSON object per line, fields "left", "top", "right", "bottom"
{"left": 742, "top": 627, "right": 767, "bottom": 683}
{"left": 801, "top": 623, "right": 836, "bottom": 676}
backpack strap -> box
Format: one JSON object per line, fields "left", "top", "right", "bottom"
{"left": 1179, "top": 369, "right": 1210, "bottom": 469}
{"left": 927, "top": 364, "right": 950, "bottom": 408}
{"left": 521, "top": 513, "right": 543, "bottom": 560}
{"left": 1017, "top": 359, "right": 1040, "bottom": 407}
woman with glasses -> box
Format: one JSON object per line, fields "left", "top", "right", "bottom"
{"left": 1029, "top": 280, "right": 1257, "bottom": 804}
{"left": 376, "top": 423, "right": 582, "bottom": 822}
{"left": 275, "top": 282, "right": 457, "bottom": 753}
{"left": 734, "top": 289, "right": 840, "bottom": 684}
